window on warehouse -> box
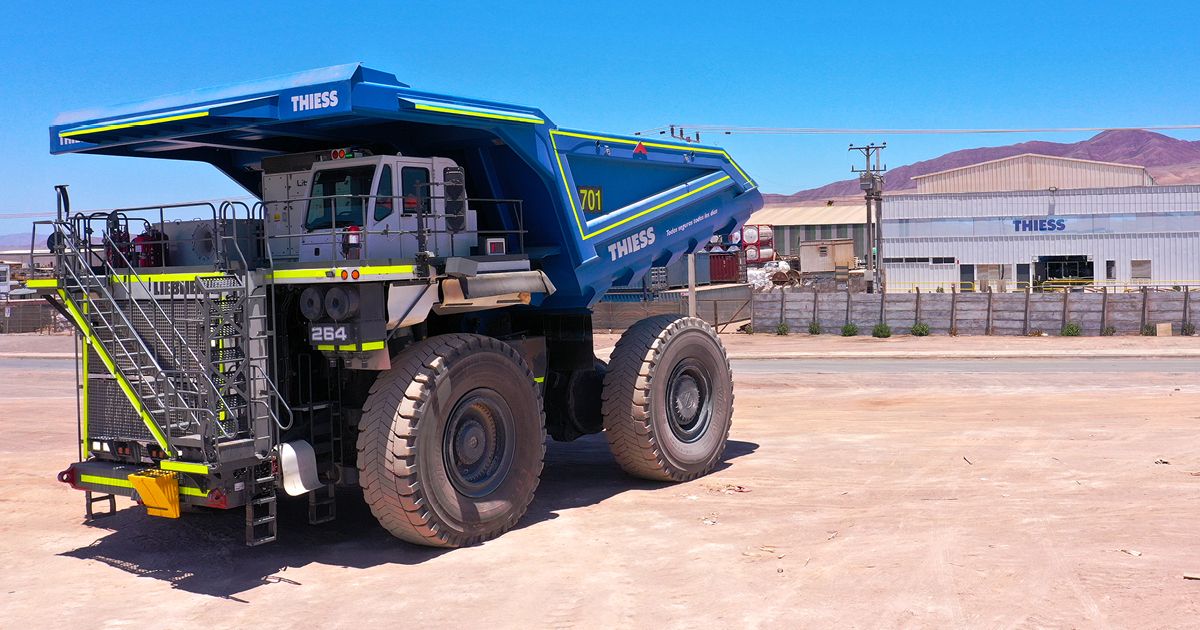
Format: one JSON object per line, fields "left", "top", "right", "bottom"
{"left": 1131, "top": 259, "right": 1151, "bottom": 280}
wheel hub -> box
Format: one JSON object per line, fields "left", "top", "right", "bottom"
{"left": 443, "top": 389, "right": 515, "bottom": 498}
{"left": 672, "top": 376, "right": 701, "bottom": 422}
{"left": 666, "top": 359, "right": 713, "bottom": 443}
{"left": 455, "top": 421, "right": 488, "bottom": 464}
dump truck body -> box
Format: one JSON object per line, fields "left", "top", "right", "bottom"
{"left": 50, "top": 63, "right": 759, "bottom": 307}
{"left": 38, "top": 64, "right": 762, "bottom": 545}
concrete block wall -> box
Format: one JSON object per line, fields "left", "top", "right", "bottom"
{"left": 752, "top": 288, "right": 1200, "bottom": 336}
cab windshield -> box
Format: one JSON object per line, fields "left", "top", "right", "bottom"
{"left": 305, "top": 166, "right": 375, "bottom": 230}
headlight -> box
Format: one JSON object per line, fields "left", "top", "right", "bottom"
{"left": 299, "top": 287, "right": 325, "bottom": 320}
{"left": 324, "top": 286, "right": 360, "bottom": 321}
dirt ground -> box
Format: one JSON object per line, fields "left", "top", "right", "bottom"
{"left": 1, "top": 337, "right": 1198, "bottom": 628}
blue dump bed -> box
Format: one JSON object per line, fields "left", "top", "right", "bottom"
{"left": 50, "top": 64, "right": 762, "bottom": 309}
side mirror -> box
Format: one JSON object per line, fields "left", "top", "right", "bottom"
{"left": 444, "top": 167, "right": 467, "bottom": 232}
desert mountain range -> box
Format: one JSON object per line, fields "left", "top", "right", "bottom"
{"left": 764, "top": 129, "right": 1200, "bottom": 204}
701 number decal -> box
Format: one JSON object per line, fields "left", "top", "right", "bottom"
{"left": 578, "top": 186, "right": 603, "bottom": 213}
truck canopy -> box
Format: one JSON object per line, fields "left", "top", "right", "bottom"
{"left": 50, "top": 63, "right": 762, "bottom": 308}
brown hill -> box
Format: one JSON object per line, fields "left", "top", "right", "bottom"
{"left": 766, "top": 129, "right": 1200, "bottom": 203}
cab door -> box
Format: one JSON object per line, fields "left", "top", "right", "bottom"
{"left": 395, "top": 160, "right": 433, "bottom": 257}
{"left": 363, "top": 162, "right": 400, "bottom": 259}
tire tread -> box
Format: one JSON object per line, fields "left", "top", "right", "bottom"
{"left": 357, "top": 334, "right": 546, "bottom": 547}
{"left": 602, "top": 316, "right": 733, "bottom": 482}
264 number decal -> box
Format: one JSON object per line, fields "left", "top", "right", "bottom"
{"left": 311, "top": 325, "right": 349, "bottom": 342}
{"left": 578, "top": 186, "right": 603, "bottom": 213}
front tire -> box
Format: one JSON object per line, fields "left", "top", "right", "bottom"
{"left": 602, "top": 316, "right": 734, "bottom": 481}
{"left": 357, "top": 334, "right": 545, "bottom": 547}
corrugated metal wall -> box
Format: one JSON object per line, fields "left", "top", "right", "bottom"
{"left": 882, "top": 185, "right": 1200, "bottom": 290}
{"left": 913, "top": 154, "right": 1155, "bottom": 194}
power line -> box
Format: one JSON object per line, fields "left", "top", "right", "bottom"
{"left": 0, "top": 195, "right": 258, "bottom": 220}
{"left": 0, "top": 211, "right": 55, "bottom": 219}
{"left": 634, "top": 124, "right": 1200, "bottom": 137}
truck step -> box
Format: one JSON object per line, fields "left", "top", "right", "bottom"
{"left": 246, "top": 534, "right": 276, "bottom": 547}
{"left": 197, "top": 275, "right": 244, "bottom": 291}
{"left": 308, "top": 483, "right": 336, "bottom": 525}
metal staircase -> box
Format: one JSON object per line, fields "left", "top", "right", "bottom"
{"left": 48, "top": 191, "right": 284, "bottom": 471}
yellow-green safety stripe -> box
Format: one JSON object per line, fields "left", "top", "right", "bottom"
{"left": 316, "top": 340, "right": 386, "bottom": 352}
{"left": 267, "top": 265, "right": 415, "bottom": 281}
{"left": 60, "top": 111, "right": 210, "bottom": 138}
{"left": 414, "top": 103, "right": 544, "bottom": 125}
{"left": 79, "top": 473, "right": 209, "bottom": 497}
{"left": 160, "top": 460, "right": 210, "bottom": 475}
{"left": 111, "top": 272, "right": 227, "bottom": 284}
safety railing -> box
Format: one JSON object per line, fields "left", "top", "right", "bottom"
{"left": 1039, "top": 279, "right": 1200, "bottom": 293}
{"left": 38, "top": 192, "right": 283, "bottom": 458}
{"left": 890, "top": 279, "right": 1200, "bottom": 294}
{"left": 890, "top": 281, "right": 978, "bottom": 293}
{"left": 255, "top": 190, "right": 527, "bottom": 269}
{"left": 49, "top": 219, "right": 216, "bottom": 448}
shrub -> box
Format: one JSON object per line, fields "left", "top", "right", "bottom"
{"left": 808, "top": 321, "right": 821, "bottom": 335}
{"left": 911, "top": 322, "right": 931, "bottom": 337}
{"left": 775, "top": 322, "right": 790, "bottom": 336}
{"left": 841, "top": 323, "right": 859, "bottom": 337}
{"left": 1027, "top": 328, "right": 1044, "bottom": 337}
{"left": 1061, "top": 322, "right": 1082, "bottom": 337}
{"left": 1141, "top": 324, "right": 1157, "bottom": 336}
{"left": 935, "top": 286, "right": 945, "bottom": 293}
{"left": 949, "top": 326, "right": 959, "bottom": 337}
{"left": 872, "top": 323, "right": 892, "bottom": 338}
{"left": 1101, "top": 326, "right": 1116, "bottom": 337}
{"left": 1183, "top": 322, "right": 1196, "bottom": 336}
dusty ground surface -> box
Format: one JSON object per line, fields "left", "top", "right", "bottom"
{"left": 1, "top": 340, "right": 1198, "bottom": 628}
{"left": 3, "top": 330, "right": 1200, "bottom": 358}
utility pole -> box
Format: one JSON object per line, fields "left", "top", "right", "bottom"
{"left": 850, "top": 143, "right": 887, "bottom": 293}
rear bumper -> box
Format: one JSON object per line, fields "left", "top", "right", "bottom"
{"left": 59, "top": 459, "right": 241, "bottom": 509}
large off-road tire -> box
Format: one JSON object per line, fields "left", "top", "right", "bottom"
{"left": 357, "top": 334, "right": 545, "bottom": 547}
{"left": 602, "top": 315, "right": 734, "bottom": 481}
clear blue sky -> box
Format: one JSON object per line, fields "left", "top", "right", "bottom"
{"left": 2, "top": 1, "right": 1198, "bottom": 233}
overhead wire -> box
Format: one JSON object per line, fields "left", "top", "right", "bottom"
{"left": 634, "top": 124, "right": 1200, "bottom": 137}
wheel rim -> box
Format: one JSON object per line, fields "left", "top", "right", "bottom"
{"left": 442, "top": 388, "right": 516, "bottom": 498}
{"left": 666, "top": 358, "right": 713, "bottom": 443}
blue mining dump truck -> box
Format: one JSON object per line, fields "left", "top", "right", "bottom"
{"left": 33, "top": 64, "right": 761, "bottom": 546}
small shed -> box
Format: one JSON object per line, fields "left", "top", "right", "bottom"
{"left": 797, "top": 239, "right": 856, "bottom": 273}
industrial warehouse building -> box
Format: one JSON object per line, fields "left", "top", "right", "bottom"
{"left": 747, "top": 204, "right": 869, "bottom": 259}
{"left": 880, "top": 154, "right": 1200, "bottom": 292}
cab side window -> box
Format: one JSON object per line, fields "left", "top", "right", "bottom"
{"left": 401, "top": 167, "right": 430, "bottom": 215}
{"left": 373, "top": 165, "right": 394, "bottom": 221}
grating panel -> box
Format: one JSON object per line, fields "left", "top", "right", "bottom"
{"left": 86, "top": 376, "right": 152, "bottom": 441}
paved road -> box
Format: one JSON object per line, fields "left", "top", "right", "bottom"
{"left": 732, "top": 357, "right": 1200, "bottom": 374}
{"left": 0, "top": 358, "right": 78, "bottom": 372}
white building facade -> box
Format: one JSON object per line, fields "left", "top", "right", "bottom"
{"left": 882, "top": 184, "right": 1200, "bottom": 292}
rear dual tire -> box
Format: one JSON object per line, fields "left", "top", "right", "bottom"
{"left": 602, "top": 316, "right": 734, "bottom": 482}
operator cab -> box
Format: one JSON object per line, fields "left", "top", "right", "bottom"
{"left": 261, "top": 150, "right": 477, "bottom": 263}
